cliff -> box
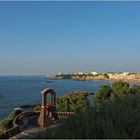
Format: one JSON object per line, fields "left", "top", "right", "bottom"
{"left": 71, "top": 74, "right": 108, "bottom": 80}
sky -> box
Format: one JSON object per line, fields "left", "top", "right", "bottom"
{"left": 0, "top": 1, "right": 140, "bottom": 75}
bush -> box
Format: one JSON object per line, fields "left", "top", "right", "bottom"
{"left": 131, "top": 85, "right": 140, "bottom": 95}
{"left": 37, "top": 81, "right": 140, "bottom": 139}
{"left": 38, "top": 95, "right": 140, "bottom": 139}
{"left": 112, "top": 81, "right": 130, "bottom": 96}
{"left": 0, "top": 111, "right": 16, "bottom": 134}
{"left": 33, "top": 105, "right": 41, "bottom": 111}
{"left": 56, "top": 92, "right": 88, "bottom": 112}
{"left": 93, "top": 84, "right": 112, "bottom": 106}
{"left": 94, "top": 81, "right": 140, "bottom": 106}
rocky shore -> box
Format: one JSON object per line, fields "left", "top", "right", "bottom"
{"left": 71, "top": 74, "right": 108, "bottom": 81}
{"left": 110, "top": 79, "right": 140, "bottom": 85}
{"left": 71, "top": 74, "right": 140, "bottom": 85}
{"left": 49, "top": 72, "right": 140, "bottom": 85}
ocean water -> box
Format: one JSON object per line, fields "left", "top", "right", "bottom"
{"left": 0, "top": 76, "right": 110, "bottom": 120}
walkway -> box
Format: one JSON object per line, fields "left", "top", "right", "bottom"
{"left": 9, "top": 124, "right": 59, "bottom": 139}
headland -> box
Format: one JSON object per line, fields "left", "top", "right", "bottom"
{"left": 48, "top": 72, "right": 140, "bottom": 84}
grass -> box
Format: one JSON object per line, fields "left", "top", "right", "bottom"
{"left": 38, "top": 95, "right": 140, "bottom": 139}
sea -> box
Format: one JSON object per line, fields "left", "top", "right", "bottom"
{"left": 0, "top": 76, "right": 110, "bottom": 120}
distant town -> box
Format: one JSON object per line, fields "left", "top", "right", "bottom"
{"left": 48, "top": 72, "right": 140, "bottom": 83}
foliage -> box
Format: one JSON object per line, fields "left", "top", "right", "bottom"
{"left": 93, "top": 84, "right": 112, "bottom": 106}
{"left": 130, "top": 85, "right": 140, "bottom": 95}
{"left": 0, "top": 111, "right": 16, "bottom": 134}
{"left": 37, "top": 81, "right": 140, "bottom": 139}
{"left": 104, "top": 73, "right": 109, "bottom": 78}
{"left": 56, "top": 92, "right": 88, "bottom": 112}
{"left": 33, "top": 93, "right": 88, "bottom": 113}
{"left": 55, "top": 74, "right": 72, "bottom": 79}
{"left": 38, "top": 95, "right": 140, "bottom": 139}
{"left": 94, "top": 81, "right": 140, "bottom": 106}
{"left": 33, "top": 105, "right": 41, "bottom": 111}
{"left": 112, "top": 81, "right": 130, "bottom": 96}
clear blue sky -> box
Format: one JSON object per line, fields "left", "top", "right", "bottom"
{"left": 0, "top": 1, "right": 140, "bottom": 75}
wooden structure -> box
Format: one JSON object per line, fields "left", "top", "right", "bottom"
{"left": 38, "top": 88, "right": 57, "bottom": 127}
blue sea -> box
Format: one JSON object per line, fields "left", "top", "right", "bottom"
{"left": 0, "top": 76, "right": 110, "bottom": 120}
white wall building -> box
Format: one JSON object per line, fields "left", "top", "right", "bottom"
{"left": 91, "top": 72, "right": 98, "bottom": 75}
{"left": 108, "top": 72, "right": 129, "bottom": 79}
{"left": 73, "top": 73, "right": 78, "bottom": 75}
{"left": 77, "top": 72, "right": 84, "bottom": 75}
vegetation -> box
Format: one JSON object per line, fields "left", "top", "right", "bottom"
{"left": 2, "top": 81, "right": 140, "bottom": 138}
{"left": 56, "top": 92, "right": 88, "bottom": 112}
{"left": 37, "top": 81, "right": 140, "bottom": 139}
{"left": 33, "top": 92, "right": 88, "bottom": 112}
{"left": 93, "top": 84, "right": 112, "bottom": 106}
{"left": 0, "top": 111, "right": 17, "bottom": 134}
{"left": 33, "top": 105, "right": 41, "bottom": 111}
{"left": 55, "top": 73, "right": 110, "bottom": 80}
{"left": 55, "top": 74, "right": 72, "bottom": 79}
{"left": 38, "top": 94, "right": 140, "bottom": 139}
{"left": 93, "top": 80, "right": 140, "bottom": 106}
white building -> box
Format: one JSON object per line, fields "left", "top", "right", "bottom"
{"left": 122, "top": 72, "right": 129, "bottom": 76}
{"left": 77, "top": 72, "right": 84, "bottom": 75}
{"left": 85, "top": 72, "right": 90, "bottom": 75}
{"left": 108, "top": 72, "right": 129, "bottom": 79}
{"left": 73, "top": 73, "right": 78, "bottom": 75}
{"left": 90, "top": 72, "right": 98, "bottom": 75}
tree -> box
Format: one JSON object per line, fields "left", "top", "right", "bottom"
{"left": 56, "top": 92, "right": 88, "bottom": 112}
{"left": 112, "top": 81, "right": 130, "bottom": 96}
{"left": 94, "top": 84, "right": 112, "bottom": 106}
{"left": 130, "top": 85, "right": 140, "bottom": 95}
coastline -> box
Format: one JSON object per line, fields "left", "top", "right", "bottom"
{"left": 109, "top": 79, "right": 140, "bottom": 85}
{"left": 70, "top": 77, "right": 140, "bottom": 85}
{"left": 48, "top": 76, "right": 140, "bottom": 85}
{"left": 51, "top": 72, "right": 140, "bottom": 85}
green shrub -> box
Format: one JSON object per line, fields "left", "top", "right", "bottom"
{"left": 94, "top": 84, "right": 112, "bottom": 106}
{"left": 131, "top": 85, "right": 140, "bottom": 95}
{"left": 56, "top": 93, "right": 88, "bottom": 112}
{"left": 94, "top": 81, "right": 140, "bottom": 106}
{"left": 38, "top": 95, "right": 140, "bottom": 139}
{"left": 38, "top": 81, "right": 140, "bottom": 139}
{"left": 0, "top": 111, "right": 16, "bottom": 134}
{"left": 33, "top": 105, "right": 41, "bottom": 111}
{"left": 112, "top": 80, "right": 130, "bottom": 96}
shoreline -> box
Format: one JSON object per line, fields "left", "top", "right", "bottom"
{"left": 48, "top": 77, "right": 140, "bottom": 85}
{"left": 70, "top": 78, "right": 140, "bottom": 85}
{"left": 109, "top": 79, "right": 140, "bottom": 85}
